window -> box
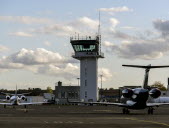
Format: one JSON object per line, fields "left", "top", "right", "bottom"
{"left": 73, "top": 44, "right": 96, "bottom": 52}
{"left": 85, "top": 68, "right": 87, "bottom": 76}
{"left": 61, "top": 92, "right": 65, "bottom": 98}
{"left": 85, "top": 91, "right": 87, "bottom": 98}
{"left": 85, "top": 80, "right": 87, "bottom": 86}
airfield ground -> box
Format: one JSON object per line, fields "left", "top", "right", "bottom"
{"left": 0, "top": 105, "right": 169, "bottom": 128}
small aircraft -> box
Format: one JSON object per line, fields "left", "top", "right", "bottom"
{"left": 68, "top": 64, "right": 169, "bottom": 115}
{"left": 0, "top": 86, "right": 48, "bottom": 108}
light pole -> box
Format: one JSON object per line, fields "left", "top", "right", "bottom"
{"left": 77, "top": 77, "right": 80, "bottom": 86}
{"left": 100, "top": 74, "right": 103, "bottom": 100}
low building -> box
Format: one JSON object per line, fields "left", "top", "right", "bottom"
{"left": 55, "top": 81, "right": 80, "bottom": 104}
{"left": 99, "top": 88, "right": 119, "bottom": 102}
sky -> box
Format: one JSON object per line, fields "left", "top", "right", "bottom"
{"left": 1, "top": 0, "right": 169, "bottom": 90}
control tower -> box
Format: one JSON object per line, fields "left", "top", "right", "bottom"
{"left": 70, "top": 35, "right": 104, "bottom": 102}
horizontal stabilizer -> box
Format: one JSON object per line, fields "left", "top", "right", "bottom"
{"left": 122, "top": 64, "right": 169, "bottom": 69}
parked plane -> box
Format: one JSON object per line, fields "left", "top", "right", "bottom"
{"left": 0, "top": 86, "right": 48, "bottom": 108}
{"left": 68, "top": 64, "right": 169, "bottom": 115}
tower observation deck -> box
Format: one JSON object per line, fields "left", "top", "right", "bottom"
{"left": 70, "top": 35, "right": 104, "bottom": 102}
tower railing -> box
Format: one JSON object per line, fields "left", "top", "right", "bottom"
{"left": 70, "top": 36, "right": 99, "bottom": 41}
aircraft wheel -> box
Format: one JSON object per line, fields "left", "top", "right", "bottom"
{"left": 148, "top": 108, "right": 151, "bottom": 114}
{"left": 148, "top": 108, "right": 154, "bottom": 115}
{"left": 24, "top": 105, "right": 27, "bottom": 108}
{"left": 122, "top": 108, "right": 126, "bottom": 114}
{"left": 126, "top": 109, "right": 130, "bottom": 114}
{"left": 150, "top": 108, "right": 154, "bottom": 115}
{"left": 4, "top": 105, "right": 6, "bottom": 108}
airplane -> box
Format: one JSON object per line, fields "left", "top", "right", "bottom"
{"left": 0, "top": 86, "right": 48, "bottom": 109}
{"left": 68, "top": 64, "right": 169, "bottom": 115}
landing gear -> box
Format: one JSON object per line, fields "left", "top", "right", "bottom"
{"left": 148, "top": 107, "right": 154, "bottom": 115}
{"left": 122, "top": 108, "right": 130, "bottom": 114}
{"left": 24, "top": 105, "right": 27, "bottom": 109}
{"left": 4, "top": 105, "right": 6, "bottom": 108}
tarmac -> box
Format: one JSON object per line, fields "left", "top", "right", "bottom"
{"left": 0, "top": 105, "right": 169, "bottom": 128}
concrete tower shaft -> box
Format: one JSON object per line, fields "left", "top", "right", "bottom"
{"left": 70, "top": 36, "right": 104, "bottom": 102}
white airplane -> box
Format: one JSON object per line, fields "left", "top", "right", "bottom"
{"left": 0, "top": 86, "right": 48, "bottom": 108}
{"left": 68, "top": 64, "right": 169, "bottom": 115}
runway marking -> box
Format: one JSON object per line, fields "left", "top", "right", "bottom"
{"left": 93, "top": 110, "right": 112, "bottom": 112}
{"left": 126, "top": 118, "right": 169, "bottom": 127}
{"left": 93, "top": 117, "right": 169, "bottom": 127}
{"left": 65, "top": 121, "right": 73, "bottom": 123}
{"left": 53, "top": 121, "right": 84, "bottom": 124}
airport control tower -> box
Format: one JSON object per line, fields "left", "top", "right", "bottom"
{"left": 70, "top": 35, "right": 104, "bottom": 102}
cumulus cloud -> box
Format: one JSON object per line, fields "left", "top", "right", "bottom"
{"left": 110, "top": 18, "right": 119, "bottom": 28}
{"left": 7, "top": 48, "right": 64, "bottom": 65}
{"left": 9, "top": 31, "right": 33, "bottom": 37}
{"left": 37, "top": 63, "right": 79, "bottom": 79}
{"left": 103, "top": 39, "right": 169, "bottom": 60}
{"left": 31, "top": 16, "right": 98, "bottom": 36}
{"left": 100, "top": 6, "right": 133, "bottom": 13}
{"left": 32, "top": 24, "right": 76, "bottom": 36}
{"left": 102, "top": 19, "right": 169, "bottom": 60}
{"left": 0, "top": 16, "right": 53, "bottom": 24}
{"left": 75, "top": 17, "right": 99, "bottom": 29}
{"left": 0, "top": 48, "right": 79, "bottom": 79}
{"left": 0, "top": 45, "right": 9, "bottom": 52}
{"left": 153, "top": 19, "right": 169, "bottom": 37}
{"left": 110, "top": 30, "right": 136, "bottom": 40}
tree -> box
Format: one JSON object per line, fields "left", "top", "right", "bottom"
{"left": 151, "top": 81, "right": 167, "bottom": 91}
{"left": 46, "top": 86, "right": 53, "bottom": 93}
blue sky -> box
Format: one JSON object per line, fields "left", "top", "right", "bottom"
{"left": 1, "top": 0, "right": 169, "bottom": 90}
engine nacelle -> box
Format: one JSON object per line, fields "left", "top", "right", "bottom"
{"left": 122, "top": 88, "right": 133, "bottom": 98}
{"left": 20, "top": 96, "right": 26, "bottom": 100}
{"left": 149, "top": 88, "right": 161, "bottom": 98}
{"left": 6, "top": 95, "right": 10, "bottom": 100}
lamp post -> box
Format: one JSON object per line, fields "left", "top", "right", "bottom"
{"left": 100, "top": 74, "right": 103, "bottom": 100}
{"left": 77, "top": 77, "right": 80, "bottom": 86}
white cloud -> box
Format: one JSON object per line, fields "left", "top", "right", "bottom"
{"left": 0, "top": 48, "right": 79, "bottom": 80}
{"left": 32, "top": 24, "right": 76, "bottom": 36}
{"left": 103, "top": 41, "right": 115, "bottom": 47}
{"left": 36, "top": 63, "right": 79, "bottom": 80}
{"left": 121, "top": 26, "right": 138, "bottom": 30}
{"left": 0, "top": 45, "right": 9, "bottom": 52}
{"left": 0, "top": 16, "right": 53, "bottom": 24}
{"left": 77, "top": 17, "right": 99, "bottom": 29}
{"left": 9, "top": 31, "right": 33, "bottom": 37}
{"left": 30, "top": 16, "right": 99, "bottom": 37}
{"left": 153, "top": 19, "right": 169, "bottom": 37}
{"left": 110, "top": 18, "right": 119, "bottom": 28}
{"left": 103, "top": 39, "right": 169, "bottom": 60}
{"left": 102, "top": 19, "right": 169, "bottom": 60}
{"left": 100, "top": 6, "right": 133, "bottom": 13}
{"left": 8, "top": 48, "right": 64, "bottom": 65}
{"left": 44, "top": 41, "right": 51, "bottom": 46}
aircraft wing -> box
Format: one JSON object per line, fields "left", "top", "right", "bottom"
{"left": 147, "top": 103, "right": 169, "bottom": 107}
{"left": 90, "top": 102, "right": 128, "bottom": 107}
{"left": 19, "top": 102, "right": 49, "bottom": 105}
{"left": 0, "top": 103, "right": 12, "bottom": 105}
{"left": 0, "top": 92, "right": 11, "bottom": 95}
{"left": 17, "top": 93, "right": 31, "bottom": 96}
{"left": 122, "top": 64, "right": 169, "bottom": 69}
{"left": 67, "top": 99, "right": 127, "bottom": 107}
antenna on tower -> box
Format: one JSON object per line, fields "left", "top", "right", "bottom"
{"left": 98, "top": 10, "right": 102, "bottom": 54}
{"left": 98, "top": 10, "right": 101, "bottom": 36}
